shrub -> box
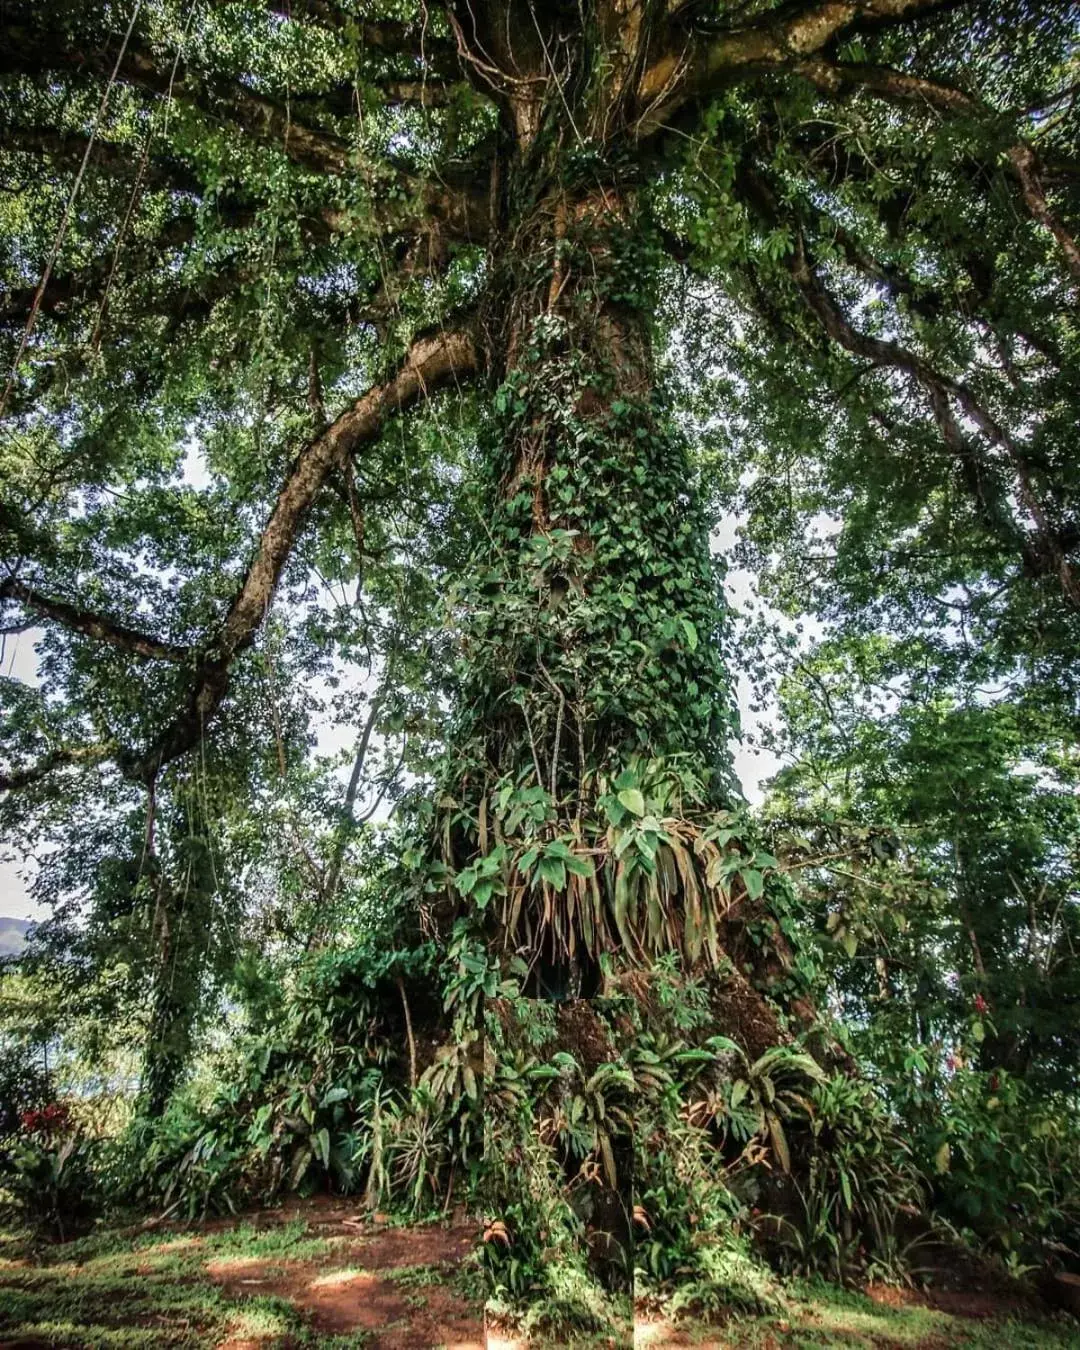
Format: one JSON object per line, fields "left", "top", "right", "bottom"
{"left": 0, "top": 1099, "right": 104, "bottom": 1239}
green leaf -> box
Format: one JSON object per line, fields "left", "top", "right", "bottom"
{"left": 707, "top": 1036, "right": 743, "bottom": 1056}
{"left": 617, "top": 788, "right": 646, "bottom": 817}
{"left": 741, "top": 867, "right": 763, "bottom": 900}
{"left": 600, "top": 795, "right": 627, "bottom": 826}
{"left": 680, "top": 618, "right": 699, "bottom": 651}
{"left": 599, "top": 1133, "right": 618, "bottom": 1188}
{"left": 538, "top": 856, "right": 567, "bottom": 889}
{"left": 290, "top": 1147, "right": 313, "bottom": 1191}
{"left": 565, "top": 853, "right": 595, "bottom": 877}
{"left": 314, "top": 1127, "right": 331, "bottom": 1168}
{"left": 767, "top": 1114, "right": 791, "bottom": 1172}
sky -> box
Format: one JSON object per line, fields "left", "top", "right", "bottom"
{"left": 1, "top": 627, "right": 46, "bottom": 921}
{"left": 0, "top": 527, "right": 784, "bottom": 924}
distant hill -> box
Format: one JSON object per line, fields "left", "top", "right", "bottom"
{"left": 0, "top": 916, "right": 32, "bottom": 957}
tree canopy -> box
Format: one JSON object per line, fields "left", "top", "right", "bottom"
{"left": 2, "top": 0, "right": 1077, "bottom": 797}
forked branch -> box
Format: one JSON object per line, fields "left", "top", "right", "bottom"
{"left": 635, "top": 0, "right": 963, "bottom": 132}
{"left": 789, "top": 59, "right": 1080, "bottom": 284}
{"left": 126, "top": 325, "right": 479, "bottom": 784}
{"left": 783, "top": 228, "right": 1080, "bottom": 604}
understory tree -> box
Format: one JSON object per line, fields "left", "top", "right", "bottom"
{"left": 1, "top": 0, "right": 1078, "bottom": 1319}
{"left": 757, "top": 635, "right": 1080, "bottom": 1263}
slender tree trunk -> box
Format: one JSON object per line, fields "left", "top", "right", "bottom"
{"left": 139, "top": 821, "right": 215, "bottom": 1117}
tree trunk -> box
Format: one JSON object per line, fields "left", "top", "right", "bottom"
{"left": 437, "top": 185, "right": 778, "bottom": 995}
{"left": 414, "top": 7, "right": 817, "bottom": 1047}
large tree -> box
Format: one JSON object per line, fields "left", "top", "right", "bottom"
{"left": 1, "top": 0, "right": 1078, "bottom": 1075}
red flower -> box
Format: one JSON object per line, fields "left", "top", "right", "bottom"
{"left": 20, "top": 1103, "right": 70, "bottom": 1134}
{"left": 974, "top": 993, "right": 988, "bottom": 1014}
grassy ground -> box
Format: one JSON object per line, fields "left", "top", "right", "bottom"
{"left": 1, "top": 1221, "right": 341, "bottom": 1347}
{"left": 0, "top": 1207, "right": 1077, "bottom": 1349}
{"left": 0, "top": 1205, "right": 486, "bottom": 1348}
{"left": 669, "top": 1278, "right": 1080, "bottom": 1349}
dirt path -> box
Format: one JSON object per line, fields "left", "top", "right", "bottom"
{"left": 0, "top": 1200, "right": 486, "bottom": 1350}
{"left": 203, "top": 1204, "right": 485, "bottom": 1349}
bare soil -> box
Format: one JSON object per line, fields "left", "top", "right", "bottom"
{"left": 866, "top": 1279, "right": 1036, "bottom": 1321}
{"left": 202, "top": 1204, "right": 484, "bottom": 1348}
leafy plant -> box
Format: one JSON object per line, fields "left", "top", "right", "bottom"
{"left": 0, "top": 1101, "right": 105, "bottom": 1240}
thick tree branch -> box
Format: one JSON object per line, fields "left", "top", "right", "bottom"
{"left": 1, "top": 126, "right": 205, "bottom": 196}
{"left": 792, "top": 55, "right": 978, "bottom": 115}
{"left": 1, "top": 124, "right": 345, "bottom": 242}
{"left": 378, "top": 80, "right": 462, "bottom": 108}
{"left": 782, "top": 228, "right": 1080, "bottom": 603}
{"left": 1, "top": 180, "right": 486, "bottom": 348}
{"left": 1007, "top": 144, "right": 1080, "bottom": 284}
{"left": 636, "top": 0, "right": 964, "bottom": 133}
{"left": 734, "top": 155, "right": 1078, "bottom": 601}
{"left": 2, "top": 119, "right": 491, "bottom": 245}
{"left": 0, "top": 578, "right": 192, "bottom": 662}
{"left": 213, "top": 2, "right": 461, "bottom": 96}
{"left": 121, "top": 325, "right": 479, "bottom": 785}
{"left": 744, "top": 141, "right": 1062, "bottom": 365}
{"left": 233, "top": 0, "right": 455, "bottom": 56}
{"left": 0, "top": 143, "right": 488, "bottom": 336}
{"left": 0, "top": 219, "right": 199, "bottom": 326}
{"left": 789, "top": 60, "right": 1080, "bottom": 284}
{"left": 0, "top": 743, "right": 115, "bottom": 793}
{"left": 1, "top": 328, "right": 478, "bottom": 793}
{"left": 0, "top": 254, "right": 262, "bottom": 350}
{"left": 0, "top": 25, "right": 351, "bottom": 176}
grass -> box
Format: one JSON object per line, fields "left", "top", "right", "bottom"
{"left": 0, "top": 1223, "right": 307, "bottom": 1348}
{"left": 1, "top": 1218, "right": 1077, "bottom": 1349}
{"left": 0, "top": 1217, "right": 476, "bottom": 1348}
{"left": 648, "top": 1277, "right": 1080, "bottom": 1349}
